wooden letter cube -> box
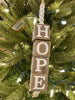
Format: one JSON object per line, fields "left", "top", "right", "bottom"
{"left": 33, "top": 40, "right": 51, "bottom": 57}
{"left": 30, "top": 74, "right": 48, "bottom": 91}
{"left": 32, "top": 24, "right": 50, "bottom": 42}
{"left": 31, "top": 56, "right": 49, "bottom": 74}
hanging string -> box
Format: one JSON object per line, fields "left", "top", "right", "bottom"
{"left": 39, "top": 0, "right": 45, "bottom": 24}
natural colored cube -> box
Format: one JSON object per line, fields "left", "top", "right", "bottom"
{"left": 33, "top": 40, "right": 51, "bottom": 57}
{"left": 30, "top": 74, "right": 48, "bottom": 91}
{"left": 32, "top": 24, "right": 50, "bottom": 42}
{"left": 31, "top": 56, "right": 49, "bottom": 74}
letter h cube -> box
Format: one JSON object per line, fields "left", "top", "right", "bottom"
{"left": 32, "top": 24, "right": 50, "bottom": 42}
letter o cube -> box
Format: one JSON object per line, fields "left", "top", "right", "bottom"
{"left": 33, "top": 40, "right": 51, "bottom": 57}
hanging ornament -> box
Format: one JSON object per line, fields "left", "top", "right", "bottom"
{"left": 30, "top": 0, "right": 51, "bottom": 98}
{"left": 9, "top": 18, "right": 25, "bottom": 32}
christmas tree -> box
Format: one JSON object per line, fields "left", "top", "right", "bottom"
{"left": 0, "top": 0, "right": 75, "bottom": 100}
